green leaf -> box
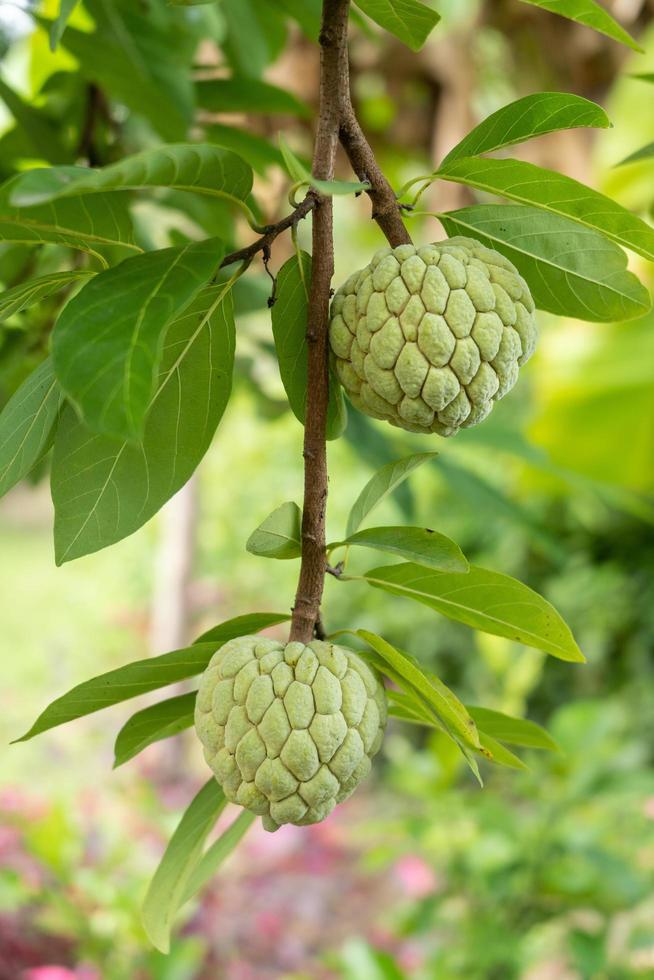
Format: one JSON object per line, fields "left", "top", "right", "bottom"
{"left": 515, "top": 0, "right": 642, "bottom": 52}
{"left": 0, "top": 172, "right": 138, "bottom": 266}
{"left": 435, "top": 156, "right": 654, "bottom": 262}
{"left": 279, "top": 136, "right": 370, "bottom": 196}
{"left": 0, "top": 270, "right": 94, "bottom": 322}
{"left": 466, "top": 705, "right": 559, "bottom": 751}
{"left": 336, "top": 526, "right": 468, "bottom": 573}
{"left": 441, "top": 92, "right": 610, "bottom": 166}
{"left": 356, "top": 630, "right": 482, "bottom": 752}
{"left": 262, "top": 0, "right": 321, "bottom": 40}
{"left": 221, "top": 0, "right": 284, "bottom": 79}
{"left": 0, "top": 358, "right": 61, "bottom": 498}
{"left": 194, "top": 611, "right": 290, "bottom": 644}
{"left": 9, "top": 145, "right": 253, "bottom": 209}
{"left": 113, "top": 693, "right": 196, "bottom": 768}
{"left": 246, "top": 501, "right": 302, "bottom": 559}
{"left": 346, "top": 452, "right": 437, "bottom": 537}
{"left": 353, "top": 0, "right": 440, "bottom": 51}
{"left": 180, "top": 809, "right": 256, "bottom": 905}
{"left": 51, "top": 285, "right": 235, "bottom": 562}
{"left": 53, "top": 239, "right": 223, "bottom": 440}
{"left": 142, "top": 780, "right": 227, "bottom": 953}
{"left": 271, "top": 251, "right": 347, "bottom": 441}
{"left": 439, "top": 204, "right": 651, "bottom": 322}
{"left": 361, "top": 562, "right": 585, "bottom": 662}
{"left": 14, "top": 612, "right": 284, "bottom": 743}
{"left": 478, "top": 733, "right": 528, "bottom": 770}
{"left": 0, "top": 76, "right": 69, "bottom": 164}
{"left": 617, "top": 142, "right": 654, "bottom": 166}
{"left": 49, "top": 0, "right": 80, "bottom": 50}
{"left": 196, "top": 78, "right": 309, "bottom": 117}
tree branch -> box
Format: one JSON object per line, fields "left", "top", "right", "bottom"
{"left": 220, "top": 193, "right": 317, "bottom": 270}
{"left": 289, "top": 0, "right": 351, "bottom": 643}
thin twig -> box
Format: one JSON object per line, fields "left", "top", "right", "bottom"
{"left": 220, "top": 193, "right": 317, "bottom": 270}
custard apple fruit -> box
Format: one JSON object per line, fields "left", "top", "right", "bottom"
{"left": 329, "top": 237, "right": 537, "bottom": 436}
{"left": 195, "top": 636, "right": 387, "bottom": 832}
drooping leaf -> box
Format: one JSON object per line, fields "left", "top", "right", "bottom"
{"left": 53, "top": 238, "right": 224, "bottom": 440}
{"left": 113, "top": 692, "right": 196, "bottom": 768}
{"left": 49, "top": 0, "right": 80, "bottom": 50}
{"left": 343, "top": 413, "right": 415, "bottom": 522}
{"left": 0, "top": 358, "right": 61, "bottom": 498}
{"left": 279, "top": 136, "right": 370, "bottom": 196}
{"left": 335, "top": 526, "right": 468, "bottom": 573}
{"left": 14, "top": 612, "right": 286, "bottom": 743}
{"left": 435, "top": 156, "right": 654, "bottom": 261}
{"left": 441, "top": 92, "right": 610, "bottom": 166}
{"left": 194, "top": 611, "right": 290, "bottom": 644}
{"left": 142, "top": 780, "right": 227, "bottom": 954}
{"left": 195, "top": 77, "right": 309, "bottom": 117}
{"left": 51, "top": 285, "right": 235, "bottom": 562}
{"left": 353, "top": 0, "right": 440, "bottom": 51}
{"left": 0, "top": 76, "right": 69, "bottom": 164}
{"left": 515, "top": 0, "right": 642, "bottom": 52}
{"left": 439, "top": 204, "right": 651, "bottom": 322}
{"left": 0, "top": 172, "right": 137, "bottom": 266}
{"left": 466, "top": 705, "right": 559, "bottom": 751}
{"left": 9, "top": 145, "right": 253, "bottom": 209}
{"left": 361, "top": 562, "right": 585, "bottom": 662}
{"left": 478, "top": 733, "right": 528, "bottom": 770}
{"left": 180, "top": 810, "right": 256, "bottom": 905}
{"left": 246, "top": 501, "right": 303, "bottom": 559}
{"left": 346, "top": 452, "right": 437, "bottom": 537}
{"left": 271, "top": 251, "right": 347, "bottom": 441}
{"left": 0, "top": 270, "right": 94, "bottom": 323}
{"left": 355, "top": 629, "right": 483, "bottom": 753}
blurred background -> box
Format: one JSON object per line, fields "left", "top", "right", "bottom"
{"left": 1, "top": 0, "right": 654, "bottom": 977}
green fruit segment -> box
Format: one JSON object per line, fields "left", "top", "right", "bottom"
{"left": 195, "top": 637, "right": 387, "bottom": 831}
{"left": 329, "top": 237, "right": 537, "bottom": 436}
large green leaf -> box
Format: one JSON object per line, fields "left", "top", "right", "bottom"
{"left": 113, "top": 692, "right": 196, "bottom": 768}
{"left": 195, "top": 78, "right": 309, "bottom": 117}
{"left": 436, "top": 156, "right": 654, "bottom": 261}
{"left": 14, "top": 612, "right": 286, "bottom": 742}
{"left": 361, "top": 562, "right": 585, "bottom": 662}
{"left": 205, "top": 124, "right": 283, "bottom": 176}
{"left": 9, "top": 145, "right": 253, "bottom": 209}
{"left": 439, "top": 204, "right": 651, "bottom": 322}
{"left": 53, "top": 239, "right": 223, "bottom": 440}
{"left": 0, "top": 358, "right": 61, "bottom": 498}
{"left": 246, "top": 501, "right": 303, "bottom": 559}
{"left": 515, "top": 0, "right": 641, "bottom": 51}
{"left": 51, "top": 285, "right": 235, "bottom": 562}
{"left": 0, "top": 270, "right": 94, "bottom": 322}
{"left": 271, "top": 252, "right": 347, "bottom": 441}
{"left": 353, "top": 0, "right": 440, "bottom": 51}
{"left": 442, "top": 92, "right": 610, "bottom": 166}
{"left": 142, "top": 780, "right": 227, "bottom": 953}
{"left": 346, "top": 452, "right": 437, "bottom": 536}
{"left": 336, "top": 526, "right": 468, "bottom": 573}
{"left": 466, "top": 706, "right": 559, "bottom": 751}
{"left": 0, "top": 172, "right": 137, "bottom": 266}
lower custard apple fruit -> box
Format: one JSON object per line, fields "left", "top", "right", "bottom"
{"left": 195, "top": 636, "right": 387, "bottom": 832}
{"left": 329, "top": 237, "right": 537, "bottom": 436}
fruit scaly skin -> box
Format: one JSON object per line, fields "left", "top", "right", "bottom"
{"left": 329, "top": 237, "right": 537, "bottom": 436}
{"left": 195, "top": 637, "right": 387, "bottom": 832}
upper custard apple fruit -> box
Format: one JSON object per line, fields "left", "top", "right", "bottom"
{"left": 195, "top": 636, "right": 387, "bottom": 832}
{"left": 329, "top": 237, "right": 537, "bottom": 436}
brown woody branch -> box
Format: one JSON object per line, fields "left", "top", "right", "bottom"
{"left": 220, "top": 193, "right": 317, "bottom": 270}
{"left": 289, "top": 0, "right": 410, "bottom": 643}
